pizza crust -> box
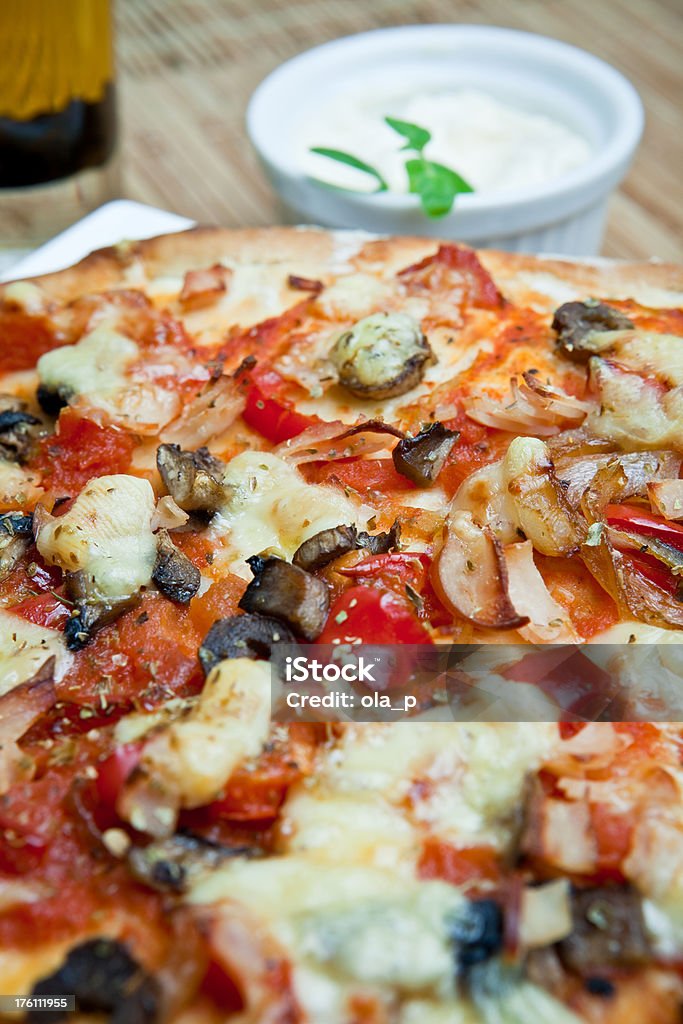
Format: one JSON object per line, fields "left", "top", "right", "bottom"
{"left": 4, "top": 226, "right": 682, "bottom": 312}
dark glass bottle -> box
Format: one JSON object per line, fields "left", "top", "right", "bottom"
{"left": 0, "top": 0, "right": 119, "bottom": 245}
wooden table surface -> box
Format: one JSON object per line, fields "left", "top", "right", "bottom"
{"left": 116, "top": 0, "right": 680, "bottom": 262}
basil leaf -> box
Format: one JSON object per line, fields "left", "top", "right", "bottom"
{"left": 385, "top": 116, "right": 431, "bottom": 153}
{"left": 405, "top": 158, "right": 474, "bottom": 218}
{"left": 309, "top": 147, "right": 389, "bottom": 192}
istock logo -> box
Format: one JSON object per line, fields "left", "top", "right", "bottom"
{"left": 284, "top": 655, "right": 377, "bottom": 683}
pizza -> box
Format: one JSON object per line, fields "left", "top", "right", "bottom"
{"left": 0, "top": 227, "right": 682, "bottom": 1024}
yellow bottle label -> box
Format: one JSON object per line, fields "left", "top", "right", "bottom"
{"left": 0, "top": 0, "right": 114, "bottom": 120}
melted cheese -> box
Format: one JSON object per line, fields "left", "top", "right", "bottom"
{"left": 35, "top": 474, "right": 157, "bottom": 602}
{"left": 0, "top": 610, "right": 71, "bottom": 695}
{"left": 210, "top": 451, "right": 372, "bottom": 578}
{"left": 315, "top": 272, "right": 393, "bottom": 320}
{"left": 37, "top": 326, "right": 138, "bottom": 403}
{"left": 125, "top": 658, "right": 272, "bottom": 827}
{"left": 0, "top": 458, "right": 43, "bottom": 507}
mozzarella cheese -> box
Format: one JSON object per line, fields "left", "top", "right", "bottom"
{"left": 37, "top": 325, "right": 138, "bottom": 403}
{"left": 35, "top": 474, "right": 157, "bottom": 602}
{"left": 36, "top": 325, "right": 181, "bottom": 433}
{"left": 210, "top": 451, "right": 372, "bottom": 578}
{"left": 315, "top": 272, "right": 393, "bottom": 320}
{"left": 0, "top": 610, "right": 71, "bottom": 695}
{"left": 124, "top": 658, "right": 272, "bottom": 829}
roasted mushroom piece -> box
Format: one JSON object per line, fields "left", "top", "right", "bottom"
{"left": 156, "top": 443, "right": 225, "bottom": 514}
{"left": 128, "top": 831, "right": 248, "bottom": 892}
{"left": 557, "top": 885, "right": 652, "bottom": 974}
{"left": 0, "top": 511, "right": 33, "bottom": 581}
{"left": 239, "top": 555, "right": 330, "bottom": 641}
{"left": 0, "top": 398, "right": 41, "bottom": 462}
{"left": 36, "top": 382, "right": 70, "bottom": 417}
{"left": 393, "top": 422, "right": 459, "bottom": 486}
{"left": 152, "top": 529, "right": 201, "bottom": 604}
{"left": 29, "top": 937, "right": 159, "bottom": 1024}
{"left": 199, "top": 612, "right": 297, "bottom": 675}
{"left": 293, "top": 524, "right": 360, "bottom": 571}
{"left": 330, "top": 312, "right": 435, "bottom": 400}
{"left": 293, "top": 521, "right": 402, "bottom": 571}
{"left": 63, "top": 571, "right": 139, "bottom": 652}
{"left": 552, "top": 300, "right": 634, "bottom": 362}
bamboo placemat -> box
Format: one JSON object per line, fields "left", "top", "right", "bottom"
{"left": 116, "top": 0, "right": 682, "bottom": 261}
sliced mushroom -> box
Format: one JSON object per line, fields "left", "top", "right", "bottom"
{"left": 293, "top": 524, "right": 359, "bottom": 571}
{"left": 0, "top": 511, "right": 33, "bottom": 581}
{"left": 128, "top": 831, "right": 248, "bottom": 892}
{"left": 431, "top": 509, "right": 528, "bottom": 630}
{"left": 552, "top": 300, "right": 634, "bottom": 362}
{"left": 292, "top": 520, "right": 402, "bottom": 571}
{"left": 357, "top": 519, "right": 402, "bottom": 555}
{"left": 239, "top": 555, "right": 330, "bottom": 641}
{"left": 199, "top": 613, "right": 296, "bottom": 676}
{"left": 152, "top": 529, "right": 201, "bottom": 604}
{"left": 63, "top": 571, "right": 139, "bottom": 652}
{"left": 392, "top": 422, "right": 459, "bottom": 486}
{"left": 29, "top": 938, "right": 159, "bottom": 1024}
{"left": 156, "top": 443, "right": 226, "bottom": 514}
{"left": 557, "top": 885, "right": 652, "bottom": 975}
{"left": 330, "top": 312, "right": 435, "bottom": 400}
{"left": 0, "top": 399, "right": 42, "bottom": 463}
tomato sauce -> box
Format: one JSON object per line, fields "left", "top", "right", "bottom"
{"left": 33, "top": 409, "right": 135, "bottom": 495}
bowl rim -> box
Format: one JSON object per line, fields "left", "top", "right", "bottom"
{"left": 246, "top": 23, "right": 644, "bottom": 216}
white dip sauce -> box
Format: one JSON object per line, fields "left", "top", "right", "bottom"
{"left": 298, "top": 88, "right": 591, "bottom": 195}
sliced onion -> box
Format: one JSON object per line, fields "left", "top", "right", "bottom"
{"left": 504, "top": 541, "right": 578, "bottom": 643}
{"left": 276, "top": 418, "right": 405, "bottom": 465}
{"left": 152, "top": 495, "right": 190, "bottom": 531}
{"left": 0, "top": 666, "right": 56, "bottom": 795}
{"left": 648, "top": 479, "right": 683, "bottom": 521}
{"left": 464, "top": 374, "right": 592, "bottom": 437}
{"left": 432, "top": 509, "right": 527, "bottom": 630}
{"left": 523, "top": 788, "right": 596, "bottom": 874}
{"left": 161, "top": 375, "right": 246, "bottom": 448}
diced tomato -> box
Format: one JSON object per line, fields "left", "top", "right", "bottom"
{"left": 589, "top": 802, "right": 634, "bottom": 883}
{"left": 317, "top": 585, "right": 432, "bottom": 645}
{"left": 304, "top": 457, "right": 416, "bottom": 494}
{"left": 606, "top": 504, "right": 683, "bottom": 552}
{"left": 208, "top": 724, "right": 320, "bottom": 823}
{"left": 418, "top": 838, "right": 502, "bottom": 889}
{"left": 11, "top": 591, "right": 70, "bottom": 630}
{"left": 34, "top": 408, "right": 135, "bottom": 494}
{"left": 189, "top": 574, "right": 246, "bottom": 636}
{"left": 0, "top": 311, "right": 59, "bottom": 373}
{"left": 201, "top": 960, "right": 244, "bottom": 1013}
{"left": 241, "top": 367, "right": 320, "bottom": 444}
{"left": 57, "top": 593, "right": 202, "bottom": 708}
{"left": 437, "top": 407, "right": 508, "bottom": 498}
{"left": 95, "top": 742, "right": 143, "bottom": 816}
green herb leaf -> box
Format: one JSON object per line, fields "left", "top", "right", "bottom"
{"left": 309, "top": 147, "right": 389, "bottom": 192}
{"left": 405, "top": 158, "right": 474, "bottom": 218}
{"left": 385, "top": 117, "right": 431, "bottom": 153}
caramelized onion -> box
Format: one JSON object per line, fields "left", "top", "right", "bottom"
{"left": 276, "top": 418, "right": 404, "bottom": 465}
{"left": 648, "top": 479, "right": 683, "bottom": 521}
{"left": 464, "top": 375, "right": 592, "bottom": 437}
{"left": 160, "top": 375, "right": 245, "bottom": 449}
{"left": 0, "top": 665, "right": 56, "bottom": 795}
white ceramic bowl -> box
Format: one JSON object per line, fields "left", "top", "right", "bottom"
{"left": 247, "top": 25, "right": 644, "bottom": 255}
